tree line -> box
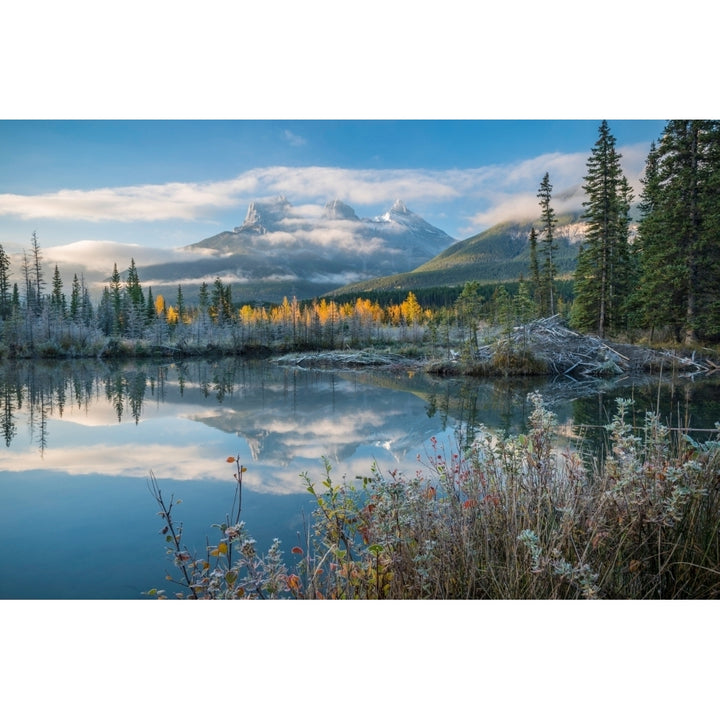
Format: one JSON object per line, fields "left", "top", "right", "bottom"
{"left": 568, "top": 119, "right": 720, "bottom": 342}
{"left": 1, "top": 119, "right": 718, "bottom": 358}
{"left": 499, "top": 119, "right": 719, "bottom": 344}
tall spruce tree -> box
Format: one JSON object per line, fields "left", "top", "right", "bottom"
{"left": 537, "top": 173, "right": 557, "bottom": 316}
{"left": 528, "top": 227, "right": 541, "bottom": 307}
{"left": 0, "top": 243, "right": 10, "bottom": 321}
{"left": 50, "top": 264, "right": 66, "bottom": 318}
{"left": 571, "top": 120, "right": 634, "bottom": 337}
{"left": 633, "top": 141, "right": 669, "bottom": 336}
{"left": 636, "top": 121, "right": 720, "bottom": 343}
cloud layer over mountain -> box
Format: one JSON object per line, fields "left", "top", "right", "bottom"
{"left": 0, "top": 143, "right": 650, "bottom": 235}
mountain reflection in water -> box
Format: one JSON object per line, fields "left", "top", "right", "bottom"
{"left": 1, "top": 357, "right": 719, "bottom": 599}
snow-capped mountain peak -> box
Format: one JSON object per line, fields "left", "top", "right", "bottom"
{"left": 234, "top": 195, "right": 292, "bottom": 234}
{"left": 322, "top": 199, "right": 360, "bottom": 221}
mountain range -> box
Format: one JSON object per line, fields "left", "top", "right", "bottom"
{"left": 109, "top": 195, "right": 594, "bottom": 305}
{"left": 327, "top": 213, "right": 588, "bottom": 297}
{"left": 137, "top": 196, "right": 457, "bottom": 304}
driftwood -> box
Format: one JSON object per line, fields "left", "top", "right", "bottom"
{"left": 273, "top": 350, "right": 415, "bottom": 370}
{"left": 490, "top": 315, "right": 713, "bottom": 378}
{"left": 274, "top": 317, "right": 713, "bottom": 379}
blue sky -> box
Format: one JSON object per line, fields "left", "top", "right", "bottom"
{"left": 2, "top": 2, "right": 717, "bottom": 708}
{"left": 0, "top": 119, "right": 667, "bottom": 259}
{"left": 0, "top": 2, "right": 713, "bottom": 285}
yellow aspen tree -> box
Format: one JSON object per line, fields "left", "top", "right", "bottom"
{"left": 166, "top": 305, "right": 179, "bottom": 324}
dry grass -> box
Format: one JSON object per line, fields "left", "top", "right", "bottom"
{"left": 151, "top": 394, "right": 720, "bottom": 599}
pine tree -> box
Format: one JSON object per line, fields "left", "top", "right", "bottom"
{"left": 109, "top": 263, "right": 123, "bottom": 335}
{"left": 571, "top": 120, "right": 634, "bottom": 336}
{"left": 80, "top": 275, "right": 93, "bottom": 324}
{"left": 528, "top": 227, "right": 541, "bottom": 307}
{"left": 633, "top": 141, "right": 669, "bottom": 336}
{"left": 0, "top": 243, "right": 11, "bottom": 321}
{"left": 176, "top": 285, "right": 185, "bottom": 321}
{"left": 97, "top": 287, "right": 114, "bottom": 335}
{"left": 125, "top": 258, "right": 145, "bottom": 312}
{"left": 198, "top": 281, "right": 209, "bottom": 314}
{"left": 50, "top": 265, "right": 66, "bottom": 318}
{"left": 455, "top": 281, "right": 483, "bottom": 351}
{"left": 70, "top": 273, "right": 82, "bottom": 321}
{"left": 124, "top": 258, "right": 146, "bottom": 337}
{"left": 636, "top": 121, "right": 720, "bottom": 342}
{"left": 537, "top": 173, "right": 557, "bottom": 316}
{"left": 21, "top": 250, "right": 34, "bottom": 312}
{"left": 146, "top": 287, "right": 156, "bottom": 323}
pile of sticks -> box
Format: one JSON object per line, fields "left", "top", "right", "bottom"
{"left": 497, "top": 315, "right": 714, "bottom": 378}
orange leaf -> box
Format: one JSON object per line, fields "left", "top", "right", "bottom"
{"left": 226, "top": 456, "right": 236, "bottom": 463}
{"left": 287, "top": 574, "right": 300, "bottom": 590}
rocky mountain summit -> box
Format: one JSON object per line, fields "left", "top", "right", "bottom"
{"left": 137, "top": 197, "right": 456, "bottom": 303}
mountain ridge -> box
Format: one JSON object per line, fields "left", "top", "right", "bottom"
{"left": 325, "top": 212, "right": 587, "bottom": 297}
{"left": 136, "top": 196, "right": 457, "bottom": 303}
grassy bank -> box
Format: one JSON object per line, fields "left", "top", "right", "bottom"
{"left": 149, "top": 393, "right": 720, "bottom": 599}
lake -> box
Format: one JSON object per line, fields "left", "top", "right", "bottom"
{"left": 2, "top": 356, "right": 719, "bottom": 599}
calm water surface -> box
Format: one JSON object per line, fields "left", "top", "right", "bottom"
{"left": 2, "top": 357, "right": 719, "bottom": 599}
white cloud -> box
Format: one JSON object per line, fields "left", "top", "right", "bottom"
{"left": 283, "top": 129, "right": 307, "bottom": 147}
{"left": 0, "top": 167, "right": 467, "bottom": 223}
{"left": 0, "top": 142, "right": 653, "bottom": 239}
{"left": 44, "top": 241, "right": 205, "bottom": 272}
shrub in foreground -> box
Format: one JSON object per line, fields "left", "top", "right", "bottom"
{"left": 148, "top": 394, "right": 720, "bottom": 599}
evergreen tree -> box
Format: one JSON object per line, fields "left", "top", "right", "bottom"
{"left": 125, "top": 258, "right": 145, "bottom": 312}
{"left": 11, "top": 283, "right": 20, "bottom": 314}
{"left": 455, "top": 281, "right": 483, "bottom": 351}
{"left": 124, "top": 258, "right": 146, "bottom": 337}
{"left": 527, "top": 227, "right": 541, "bottom": 306}
{"left": 492, "top": 284, "right": 514, "bottom": 334}
{"left": 176, "top": 285, "right": 185, "bottom": 321}
{"left": 571, "top": 120, "right": 634, "bottom": 336}
{"left": 633, "top": 141, "right": 668, "bottom": 336}
{"left": 198, "top": 281, "right": 209, "bottom": 314}
{"left": 69, "top": 273, "right": 81, "bottom": 321}
{"left": 0, "top": 243, "right": 11, "bottom": 321}
{"left": 636, "top": 121, "right": 720, "bottom": 342}
{"left": 537, "top": 173, "right": 557, "bottom": 316}
{"left": 97, "top": 287, "right": 114, "bottom": 335}
{"left": 50, "top": 265, "right": 66, "bottom": 318}
{"left": 146, "top": 287, "right": 156, "bottom": 323}
{"left": 79, "top": 275, "right": 93, "bottom": 324}
{"left": 109, "top": 264, "right": 123, "bottom": 335}
{"left": 21, "top": 250, "right": 34, "bottom": 312}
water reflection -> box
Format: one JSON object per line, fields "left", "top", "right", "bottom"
{"left": 3, "top": 359, "right": 720, "bottom": 491}
{"left": 2, "top": 357, "right": 719, "bottom": 599}
{"left": 2, "top": 358, "right": 475, "bottom": 494}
